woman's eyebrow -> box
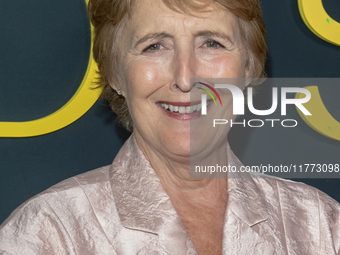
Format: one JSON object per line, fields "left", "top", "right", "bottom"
{"left": 133, "top": 30, "right": 234, "bottom": 48}
{"left": 194, "top": 30, "right": 235, "bottom": 44}
{"left": 134, "top": 32, "right": 173, "bottom": 47}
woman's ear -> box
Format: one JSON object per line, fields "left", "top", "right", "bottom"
{"left": 108, "top": 80, "right": 117, "bottom": 90}
{"left": 244, "top": 77, "right": 252, "bottom": 88}
{"left": 242, "top": 58, "right": 252, "bottom": 89}
{"left": 109, "top": 81, "right": 125, "bottom": 97}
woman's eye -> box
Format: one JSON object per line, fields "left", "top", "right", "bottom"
{"left": 204, "top": 40, "right": 224, "bottom": 48}
{"left": 144, "top": 43, "right": 162, "bottom": 52}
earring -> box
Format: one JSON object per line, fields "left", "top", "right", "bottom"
{"left": 116, "top": 89, "right": 122, "bottom": 95}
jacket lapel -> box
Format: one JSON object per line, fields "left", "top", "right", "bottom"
{"left": 109, "top": 134, "right": 177, "bottom": 234}
{"left": 109, "top": 135, "right": 191, "bottom": 254}
{"left": 224, "top": 146, "right": 275, "bottom": 254}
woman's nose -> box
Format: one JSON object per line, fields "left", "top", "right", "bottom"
{"left": 171, "top": 49, "right": 196, "bottom": 92}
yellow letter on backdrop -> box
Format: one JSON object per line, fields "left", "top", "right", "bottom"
{"left": 298, "top": 0, "right": 340, "bottom": 46}
{"left": 296, "top": 87, "right": 340, "bottom": 141}
{"left": 297, "top": 0, "right": 340, "bottom": 141}
{"left": 0, "top": 0, "right": 102, "bottom": 138}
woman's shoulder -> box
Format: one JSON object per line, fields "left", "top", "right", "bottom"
{"left": 26, "top": 164, "right": 114, "bottom": 209}
{"left": 0, "top": 165, "right": 122, "bottom": 255}
{"left": 1, "top": 164, "right": 116, "bottom": 217}
{"left": 250, "top": 173, "right": 340, "bottom": 216}
{"left": 254, "top": 174, "right": 340, "bottom": 235}
{"left": 253, "top": 173, "right": 340, "bottom": 209}
{"left": 246, "top": 174, "right": 340, "bottom": 253}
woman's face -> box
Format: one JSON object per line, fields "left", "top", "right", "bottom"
{"left": 118, "top": 0, "right": 248, "bottom": 163}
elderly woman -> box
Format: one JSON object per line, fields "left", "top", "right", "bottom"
{"left": 1, "top": 0, "right": 340, "bottom": 254}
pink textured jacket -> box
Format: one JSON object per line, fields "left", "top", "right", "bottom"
{"left": 0, "top": 134, "right": 340, "bottom": 254}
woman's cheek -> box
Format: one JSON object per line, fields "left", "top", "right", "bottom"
{"left": 198, "top": 53, "right": 244, "bottom": 78}
{"left": 124, "top": 59, "right": 154, "bottom": 92}
{"left": 124, "top": 59, "right": 170, "bottom": 105}
{"left": 143, "top": 64, "right": 163, "bottom": 84}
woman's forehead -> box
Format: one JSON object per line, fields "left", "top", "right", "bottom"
{"left": 132, "top": 0, "right": 219, "bottom": 16}
{"left": 126, "top": 0, "right": 239, "bottom": 41}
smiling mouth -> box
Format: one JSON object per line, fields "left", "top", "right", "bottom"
{"left": 160, "top": 102, "right": 202, "bottom": 114}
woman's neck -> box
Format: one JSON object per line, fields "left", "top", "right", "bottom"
{"left": 134, "top": 131, "right": 229, "bottom": 196}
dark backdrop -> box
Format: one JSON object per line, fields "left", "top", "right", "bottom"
{"left": 0, "top": 0, "right": 339, "bottom": 224}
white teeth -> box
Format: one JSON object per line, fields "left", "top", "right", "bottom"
{"left": 179, "top": 106, "right": 186, "bottom": 113}
{"left": 161, "top": 103, "right": 202, "bottom": 113}
{"left": 197, "top": 104, "right": 201, "bottom": 111}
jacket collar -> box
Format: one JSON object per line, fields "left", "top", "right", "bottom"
{"left": 226, "top": 144, "right": 269, "bottom": 227}
{"left": 109, "top": 134, "right": 269, "bottom": 234}
{"left": 109, "top": 134, "right": 178, "bottom": 234}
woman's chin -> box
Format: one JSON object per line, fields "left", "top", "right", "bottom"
{"left": 158, "top": 125, "right": 218, "bottom": 159}
{"left": 163, "top": 136, "right": 214, "bottom": 160}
